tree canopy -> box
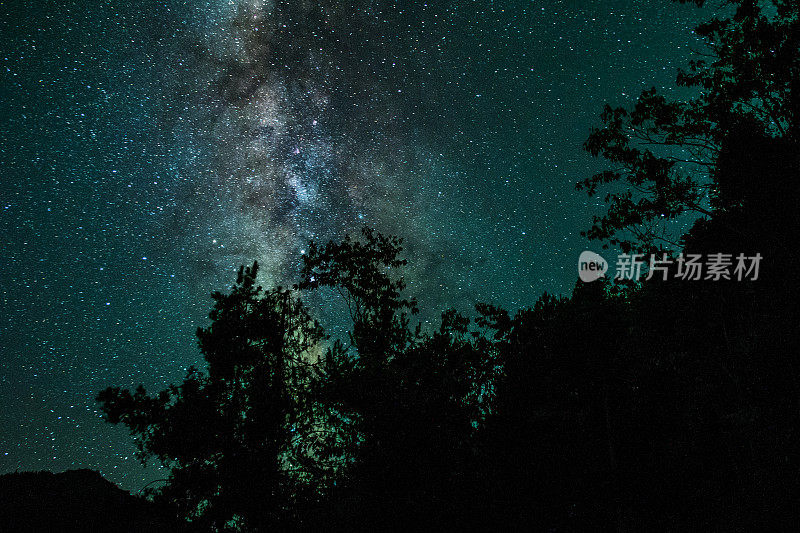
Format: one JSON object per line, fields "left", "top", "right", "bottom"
{"left": 579, "top": 0, "right": 799, "bottom": 253}
{"left": 98, "top": 0, "right": 800, "bottom": 530}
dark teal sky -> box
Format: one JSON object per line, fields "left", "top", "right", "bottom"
{"left": 1, "top": 0, "right": 709, "bottom": 490}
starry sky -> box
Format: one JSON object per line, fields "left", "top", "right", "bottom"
{"left": 1, "top": 0, "right": 710, "bottom": 491}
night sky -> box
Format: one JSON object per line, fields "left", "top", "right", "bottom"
{"left": 2, "top": 0, "right": 710, "bottom": 491}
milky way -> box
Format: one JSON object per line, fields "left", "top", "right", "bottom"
{"left": 1, "top": 0, "right": 709, "bottom": 489}
{"left": 166, "top": 0, "right": 497, "bottom": 315}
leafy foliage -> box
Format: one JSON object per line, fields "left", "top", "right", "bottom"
{"left": 578, "top": 0, "right": 799, "bottom": 253}
{"left": 98, "top": 263, "right": 327, "bottom": 530}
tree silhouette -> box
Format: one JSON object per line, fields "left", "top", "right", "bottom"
{"left": 97, "top": 230, "right": 499, "bottom": 530}
{"left": 579, "top": 0, "right": 799, "bottom": 253}
{"left": 98, "top": 262, "right": 326, "bottom": 531}
{"left": 297, "top": 227, "right": 498, "bottom": 529}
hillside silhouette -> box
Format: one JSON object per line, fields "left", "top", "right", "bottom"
{"left": 0, "top": 469, "right": 174, "bottom": 532}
